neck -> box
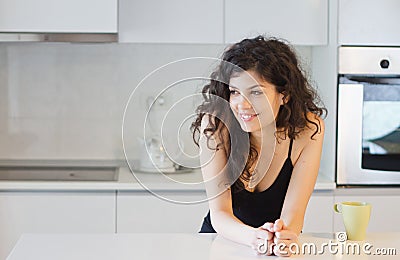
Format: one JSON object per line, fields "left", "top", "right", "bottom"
{"left": 247, "top": 123, "right": 277, "bottom": 189}
{"left": 250, "top": 123, "right": 276, "bottom": 150}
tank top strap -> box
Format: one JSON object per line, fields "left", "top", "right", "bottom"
{"left": 287, "top": 138, "right": 294, "bottom": 159}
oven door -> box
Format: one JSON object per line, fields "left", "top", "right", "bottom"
{"left": 337, "top": 81, "right": 400, "bottom": 185}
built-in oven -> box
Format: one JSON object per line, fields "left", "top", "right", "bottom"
{"left": 337, "top": 46, "right": 400, "bottom": 185}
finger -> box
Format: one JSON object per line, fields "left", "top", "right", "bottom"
{"left": 255, "top": 228, "right": 273, "bottom": 240}
{"left": 261, "top": 222, "right": 274, "bottom": 232}
{"left": 253, "top": 238, "right": 274, "bottom": 256}
{"left": 273, "top": 219, "right": 284, "bottom": 232}
{"left": 269, "top": 243, "right": 276, "bottom": 256}
{"left": 252, "top": 238, "right": 267, "bottom": 255}
{"left": 274, "top": 237, "right": 292, "bottom": 246}
{"left": 265, "top": 239, "right": 274, "bottom": 256}
{"left": 273, "top": 238, "right": 294, "bottom": 257}
{"left": 273, "top": 243, "right": 292, "bottom": 257}
{"left": 275, "top": 230, "right": 298, "bottom": 241}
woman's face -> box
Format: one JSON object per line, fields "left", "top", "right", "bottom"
{"left": 228, "top": 70, "right": 284, "bottom": 133}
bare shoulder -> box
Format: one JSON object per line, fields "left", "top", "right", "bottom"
{"left": 291, "top": 113, "right": 324, "bottom": 165}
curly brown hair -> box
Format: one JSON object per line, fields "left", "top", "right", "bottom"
{"left": 191, "top": 35, "right": 326, "bottom": 191}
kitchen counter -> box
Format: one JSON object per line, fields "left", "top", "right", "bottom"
{"left": 0, "top": 160, "right": 336, "bottom": 191}
{"left": 7, "top": 232, "right": 399, "bottom": 260}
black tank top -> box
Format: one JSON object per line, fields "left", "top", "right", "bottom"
{"left": 199, "top": 139, "right": 294, "bottom": 233}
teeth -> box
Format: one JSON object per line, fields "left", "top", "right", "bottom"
{"left": 240, "top": 113, "right": 257, "bottom": 120}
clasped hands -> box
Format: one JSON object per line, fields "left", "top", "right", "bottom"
{"left": 251, "top": 219, "right": 298, "bottom": 257}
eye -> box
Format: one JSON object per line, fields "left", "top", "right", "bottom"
{"left": 251, "top": 90, "right": 263, "bottom": 95}
{"left": 229, "top": 89, "right": 240, "bottom": 96}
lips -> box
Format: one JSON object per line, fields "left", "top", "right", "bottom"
{"left": 239, "top": 113, "right": 259, "bottom": 122}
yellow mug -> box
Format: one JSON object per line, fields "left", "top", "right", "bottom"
{"left": 333, "top": 201, "right": 372, "bottom": 241}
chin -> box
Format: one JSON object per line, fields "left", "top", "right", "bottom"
{"left": 239, "top": 123, "right": 261, "bottom": 133}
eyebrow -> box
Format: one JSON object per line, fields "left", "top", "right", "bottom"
{"left": 229, "top": 84, "right": 265, "bottom": 89}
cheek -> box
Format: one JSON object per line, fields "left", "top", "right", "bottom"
{"left": 252, "top": 96, "right": 269, "bottom": 111}
{"left": 264, "top": 94, "right": 280, "bottom": 109}
{"left": 229, "top": 100, "right": 236, "bottom": 112}
{"left": 229, "top": 97, "right": 238, "bottom": 109}
{"left": 255, "top": 97, "right": 275, "bottom": 116}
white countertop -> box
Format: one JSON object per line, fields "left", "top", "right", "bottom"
{"left": 0, "top": 164, "right": 336, "bottom": 191}
{"left": 7, "top": 232, "right": 400, "bottom": 260}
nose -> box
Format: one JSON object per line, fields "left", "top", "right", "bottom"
{"left": 237, "top": 94, "right": 252, "bottom": 109}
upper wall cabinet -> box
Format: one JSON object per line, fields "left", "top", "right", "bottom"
{"left": 119, "top": 0, "right": 224, "bottom": 44}
{"left": 0, "top": 0, "right": 117, "bottom": 33}
{"left": 225, "top": 0, "right": 328, "bottom": 45}
{"left": 338, "top": 0, "right": 400, "bottom": 46}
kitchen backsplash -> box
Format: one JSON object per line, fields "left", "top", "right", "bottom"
{"left": 0, "top": 43, "right": 312, "bottom": 161}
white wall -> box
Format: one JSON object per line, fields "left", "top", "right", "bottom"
{"left": 0, "top": 43, "right": 313, "bottom": 163}
{"left": 311, "top": 0, "right": 339, "bottom": 181}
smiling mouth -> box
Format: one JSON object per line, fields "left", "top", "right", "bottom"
{"left": 239, "top": 113, "right": 259, "bottom": 122}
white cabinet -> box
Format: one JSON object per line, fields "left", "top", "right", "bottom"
{"left": 334, "top": 195, "right": 400, "bottom": 232}
{"left": 117, "top": 191, "right": 334, "bottom": 234}
{"left": 117, "top": 191, "right": 209, "bottom": 233}
{"left": 118, "top": 0, "right": 328, "bottom": 44}
{"left": 303, "top": 192, "right": 334, "bottom": 233}
{"left": 0, "top": 191, "right": 115, "bottom": 260}
{"left": 119, "top": 0, "right": 223, "bottom": 43}
{"left": 0, "top": 0, "right": 117, "bottom": 33}
{"left": 338, "top": 0, "right": 400, "bottom": 45}
{"left": 225, "top": 0, "right": 328, "bottom": 45}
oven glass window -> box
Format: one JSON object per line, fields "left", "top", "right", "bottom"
{"left": 362, "top": 82, "right": 400, "bottom": 171}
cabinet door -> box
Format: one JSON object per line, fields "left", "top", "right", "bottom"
{"left": 0, "top": 0, "right": 117, "bottom": 33}
{"left": 338, "top": 0, "right": 400, "bottom": 45}
{"left": 334, "top": 195, "right": 400, "bottom": 232}
{"left": 0, "top": 191, "right": 115, "bottom": 260}
{"left": 117, "top": 191, "right": 209, "bottom": 233}
{"left": 119, "top": 0, "right": 223, "bottom": 43}
{"left": 302, "top": 192, "right": 334, "bottom": 233}
{"left": 225, "top": 0, "right": 328, "bottom": 45}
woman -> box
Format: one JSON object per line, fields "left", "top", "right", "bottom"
{"left": 191, "top": 36, "right": 326, "bottom": 256}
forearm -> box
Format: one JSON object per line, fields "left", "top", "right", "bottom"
{"left": 281, "top": 209, "right": 305, "bottom": 236}
{"left": 211, "top": 210, "right": 257, "bottom": 246}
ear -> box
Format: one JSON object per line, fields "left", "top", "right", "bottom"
{"left": 280, "top": 93, "right": 289, "bottom": 106}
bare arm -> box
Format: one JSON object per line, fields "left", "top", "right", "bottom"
{"left": 280, "top": 116, "right": 325, "bottom": 235}
{"left": 199, "top": 116, "right": 271, "bottom": 247}
{"left": 266, "top": 116, "right": 325, "bottom": 257}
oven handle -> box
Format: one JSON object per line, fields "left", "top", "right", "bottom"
{"left": 337, "top": 83, "right": 364, "bottom": 185}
